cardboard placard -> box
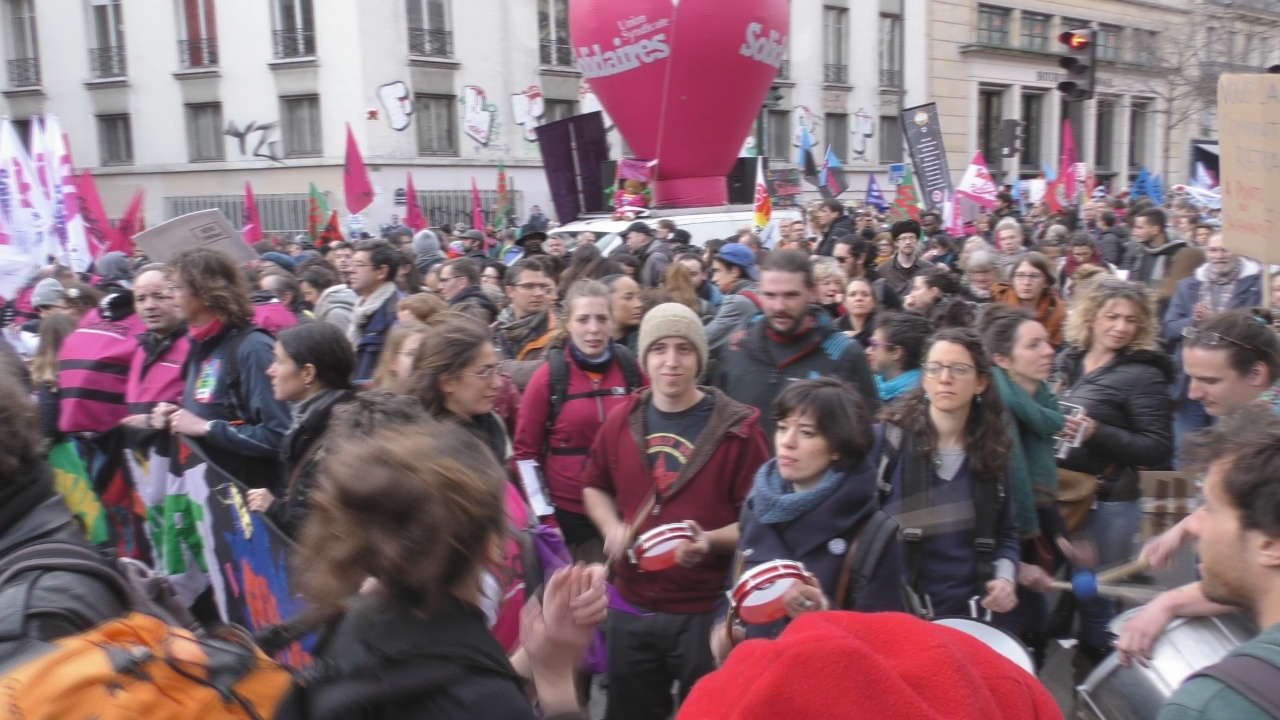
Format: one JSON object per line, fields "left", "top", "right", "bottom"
{"left": 132, "top": 209, "right": 257, "bottom": 265}
{"left": 1217, "top": 75, "right": 1280, "bottom": 265}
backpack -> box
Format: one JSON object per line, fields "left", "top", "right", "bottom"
{"left": 0, "top": 538, "right": 195, "bottom": 671}
{"left": 545, "top": 343, "right": 643, "bottom": 450}
{"left": 1187, "top": 654, "right": 1280, "bottom": 717}
{"left": 832, "top": 509, "right": 901, "bottom": 610}
{"left": 0, "top": 612, "right": 295, "bottom": 720}
{"left": 182, "top": 325, "right": 272, "bottom": 423}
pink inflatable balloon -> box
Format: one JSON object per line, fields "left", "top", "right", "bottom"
{"left": 571, "top": 0, "right": 789, "bottom": 208}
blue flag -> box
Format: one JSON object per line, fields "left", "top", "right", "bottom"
{"left": 797, "top": 126, "right": 820, "bottom": 185}
{"left": 1131, "top": 167, "right": 1151, "bottom": 200}
{"left": 1012, "top": 179, "right": 1027, "bottom": 217}
{"left": 865, "top": 174, "right": 887, "bottom": 211}
{"left": 1151, "top": 174, "right": 1165, "bottom": 206}
{"left": 819, "top": 146, "right": 849, "bottom": 199}
{"left": 1042, "top": 162, "right": 1058, "bottom": 182}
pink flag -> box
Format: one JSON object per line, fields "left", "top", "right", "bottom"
{"left": 343, "top": 123, "right": 374, "bottom": 214}
{"left": 405, "top": 173, "right": 426, "bottom": 231}
{"left": 242, "top": 181, "right": 264, "bottom": 244}
{"left": 471, "top": 178, "right": 485, "bottom": 233}
{"left": 76, "top": 171, "right": 111, "bottom": 258}
{"left": 955, "top": 151, "right": 1000, "bottom": 210}
{"left": 111, "top": 189, "right": 145, "bottom": 257}
{"left": 1061, "top": 119, "right": 1078, "bottom": 200}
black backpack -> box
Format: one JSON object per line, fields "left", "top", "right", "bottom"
{"left": 544, "top": 344, "right": 643, "bottom": 454}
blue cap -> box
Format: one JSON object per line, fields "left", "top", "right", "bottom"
{"left": 260, "top": 251, "right": 297, "bottom": 273}
{"left": 715, "top": 243, "right": 759, "bottom": 281}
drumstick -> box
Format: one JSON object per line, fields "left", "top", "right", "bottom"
{"left": 1048, "top": 581, "right": 1162, "bottom": 603}
{"left": 1096, "top": 556, "right": 1151, "bottom": 584}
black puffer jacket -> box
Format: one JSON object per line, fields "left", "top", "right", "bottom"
{"left": 1056, "top": 347, "right": 1174, "bottom": 502}
{"left": 816, "top": 215, "right": 856, "bottom": 257}
{"left": 265, "top": 389, "right": 354, "bottom": 538}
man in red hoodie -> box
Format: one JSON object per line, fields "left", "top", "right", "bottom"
{"left": 583, "top": 303, "right": 769, "bottom": 720}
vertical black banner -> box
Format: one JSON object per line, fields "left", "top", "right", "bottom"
{"left": 900, "top": 103, "right": 955, "bottom": 211}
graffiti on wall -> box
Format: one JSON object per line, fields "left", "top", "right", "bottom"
{"left": 792, "top": 105, "right": 820, "bottom": 147}
{"left": 511, "top": 86, "right": 546, "bottom": 143}
{"left": 461, "top": 85, "right": 501, "bottom": 150}
{"left": 377, "top": 81, "right": 414, "bottom": 131}
{"left": 851, "top": 111, "right": 875, "bottom": 157}
{"left": 224, "top": 120, "right": 283, "bottom": 163}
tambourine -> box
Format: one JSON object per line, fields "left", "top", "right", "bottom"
{"left": 628, "top": 523, "right": 696, "bottom": 572}
{"left": 728, "top": 560, "right": 811, "bottom": 625}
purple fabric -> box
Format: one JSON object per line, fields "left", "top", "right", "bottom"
{"left": 531, "top": 524, "right": 609, "bottom": 675}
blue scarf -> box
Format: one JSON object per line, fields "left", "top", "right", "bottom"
{"left": 875, "top": 368, "right": 922, "bottom": 402}
{"left": 748, "top": 459, "right": 845, "bottom": 525}
{"left": 568, "top": 339, "right": 614, "bottom": 373}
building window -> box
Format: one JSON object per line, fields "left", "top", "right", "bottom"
{"left": 825, "top": 113, "right": 848, "bottom": 161}
{"left": 281, "top": 95, "right": 321, "bottom": 157}
{"left": 178, "top": 0, "right": 218, "bottom": 68}
{"left": 1021, "top": 12, "right": 1050, "bottom": 52}
{"left": 879, "top": 115, "right": 903, "bottom": 164}
{"left": 98, "top": 114, "right": 133, "bottom": 166}
{"left": 7, "top": 0, "right": 39, "bottom": 87}
{"left": 273, "top": 0, "right": 315, "bottom": 59}
{"left": 768, "top": 110, "right": 790, "bottom": 161}
{"left": 1132, "top": 29, "right": 1157, "bottom": 66}
{"left": 1020, "top": 93, "right": 1043, "bottom": 169}
{"left": 415, "top": 94, "right": 456, "bottom": 156}
{"left": 538, "top": 0, "right": 571, "bottom": 66}
{"left": 543, "top": 100, "right": 576, "bottom": 124}
{"left": 187, "top": 103, "right": 224, "bottom": 162}
{"left": 89, "top": 0, "right": 126, "bottom": 78}
{"left": 1061, "top": 18, "right": 1089, "bottom": 34}
{"left": 1095, "top": 99, "right": 1116, "bottom": 170}
{"left": 977, "top": 6, "right": 1011, "bottom": 47}
{"left": 823, "top": 7, "right": 847, "bottom": 84}
{"left": 979, "top": 89, "right": 1004, "bottom": 182}
{"left": 407, "top": 0, "right": 451, "bottom": 58}
{"left": 880, "top": 15, "right": 901, "bottom": 88}
{"left": 1098, "top": 25, "right": 1121, "bottom": 62}
{"left": 1130, "top": 101, "right": 1150, "bottom": 169}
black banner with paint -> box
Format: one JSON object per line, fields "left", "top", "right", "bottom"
{"left": 900, "top": 103, "right": 955, "bottom": 211}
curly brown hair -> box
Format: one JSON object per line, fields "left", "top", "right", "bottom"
{"left": 296, "top": 424, "right": 506, "bottom": 614}
{"left": 169, "top": 247, "right": 254, "bottom": 326}
{"left": 0, "top": 373, "right": 45, "bottom": 477}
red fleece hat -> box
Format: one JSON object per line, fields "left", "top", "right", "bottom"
{"left": 678, "top": 612, "right": 1062, "bottom": 720}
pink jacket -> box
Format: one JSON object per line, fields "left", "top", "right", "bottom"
{"left": 58, "top": 310, "right": 145, "bottom": 433}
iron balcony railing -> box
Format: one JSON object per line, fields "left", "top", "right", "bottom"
{"left": 179, "top": 38, "right": 219, "bottom": 69}
{"left": 824, "top": 63, "right": 848, "bottom": 84}
{"left": 540, "top": 40, "right": 574, "bottom": 67}
{"left": 880, "top": 69, "right": 901, "bottom": 87}
{"left": 273, "top": 29, "right": 316, "bottom": 59}
{"left": 8, "top": 58, "right": 39, "bottom": 87}
{"left": 408, "top": 27, "right": 452, "bottom": 58}
{"left": 89, "top": 46, "right": 126, "bottom": 78}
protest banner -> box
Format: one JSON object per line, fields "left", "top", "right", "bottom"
{"left": 132, "top": 209, "right": 257, "bottom": 265}
{"left": 1218, "top": 75, "right": 1280, "bottom": 265}
{"left": 900, "top": 103, "right": 955, "bottom": 211}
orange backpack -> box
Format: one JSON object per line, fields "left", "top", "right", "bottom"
{"left": 0, "top": 612, "right": 295, "bottom": 720}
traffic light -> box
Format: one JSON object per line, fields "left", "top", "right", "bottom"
{"left": 1057, "top": 28, "right": 1097, "bottom": 101}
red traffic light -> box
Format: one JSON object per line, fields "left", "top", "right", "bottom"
{"left": 1060, "top": 31, "right": 1091, "bottom": 49}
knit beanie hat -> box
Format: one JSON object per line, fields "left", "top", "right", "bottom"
{"left": 639, "top": 302, "right": 708, "bottom": 376}
{"left": 31, "top": 278, "right": 66, "bottom": 309}
{"left": 891, "top": 219, "right": 922, "bottom": 241}
{"left": 678, "top": 612, "right": 1061, "bottom": 720}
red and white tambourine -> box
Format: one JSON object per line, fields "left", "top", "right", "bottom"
{"left": 628, "top": 523, "right": 696, "bottom": 572}
{"left": 728, "top": 560, "right": 811, "bottom": 625}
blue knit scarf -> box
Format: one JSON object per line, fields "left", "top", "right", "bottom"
{"left": 875, "top": 368, "right": 922, "bottom": 402}
{"left": 748, "top": 459, "right": 845, "bottom": 525}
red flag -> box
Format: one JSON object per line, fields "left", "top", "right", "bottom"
{"left": 471, "top": 178, "right": 485, "bottom": 233}
{"left": 75, "top": 170, "right": 111, "bottom": 258}
{"left": 242, "top": 181, "right": 264, "bottom": 245}
{"left": 1061, "top": 118, "right": 1078, "bottom": 199}
{"left": 1045, "top": 176, "right": 1067, "bottom": 214}
{"left": 318, "top": 210, "right": 343, "bottom": 247}
{"left": 343, "top": 123, "right": 374, "bottom": 214}
{"left": 405, "top": 173, "right": 426, "bottom": 231}
{"left": 112, "top": 189, "right": 145, "bottom": 257}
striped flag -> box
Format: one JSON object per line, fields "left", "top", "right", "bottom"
{"left": 752, "top": 157, "right": 771, "bottom": 234}
{"left": 818, "top": 145, "right": 849, "bottom": 199}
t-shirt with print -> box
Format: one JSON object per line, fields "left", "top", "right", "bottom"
{"left": 646, "top": 394, "right": 715, "bottom": 494}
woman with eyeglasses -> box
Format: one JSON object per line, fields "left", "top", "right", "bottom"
{"left": 1054, "top": 277, "right": 1173, "bottom": 669}
{"left": 880, "top": 328, "right": 1021, "bottom": 620}
{"left": 866, "top": 311, "right": 932, "bottom": 403}
{"left": 990, "top": 252, "right": 1066, "bottom": 347}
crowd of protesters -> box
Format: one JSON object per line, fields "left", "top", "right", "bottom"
{"left": 0, "top": 187, "right": 1277, "bottom": 720}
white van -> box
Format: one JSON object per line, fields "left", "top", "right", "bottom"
{"left": 550, "top": 205, "right": 801, "bottom": 256}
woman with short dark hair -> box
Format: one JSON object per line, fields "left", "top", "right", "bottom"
{"left": 245, "top": 322, "right": 357, "bottom": 537}
{"left": 990, "top": 251, "right": 1066, "bottom": 346}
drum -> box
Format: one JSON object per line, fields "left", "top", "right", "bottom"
{"left": 932, "top": 617, "right": 1037, "bottom": 677}
{"left": 628, "top": 523, "right": 695, "bottom": 572}
{"left": 728, "top": 560, "right": 810, "bottom": 626}
{"left": 1076, "top": 609, "right": 1256, "bottom": 720}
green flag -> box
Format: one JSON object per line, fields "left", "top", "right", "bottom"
{"left": 48, "top": 441, "right": 109, "bottom": 544}
{"left": 887, "top": 166, "right": 922, "bottom": 223}
{"left": 308, "top": 183, "right": 331, "bottom": 242}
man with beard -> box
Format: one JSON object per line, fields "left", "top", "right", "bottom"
{"left": 874, "top": 219, "right": 935, "bottom": 297}
{"left": 122, "top": 264, "right": 190, "bottom": 426}
{"left": 1158, "top": 408, "right": 1280, "bottom": 719}
{"left": 713, "top": 250, "right": 879, "bottom": 442}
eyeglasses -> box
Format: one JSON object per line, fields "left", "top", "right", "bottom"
{"left": 460, "top": 364, "right": 499, "bottom": 379}
{"left": 439, "top": 274, "right": 461, "bottom": 283}
{"left": 923, "top": 362, "right": 977, "bottom": 379}
{"left": 1012, "top": 272, "right": 1045, "bottom": 281}
{"left": 513, "top": 282, "right": 552, "bottom": 293}
{"left": 1182, "top": 326, "right": 1266, "bottom": 355}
